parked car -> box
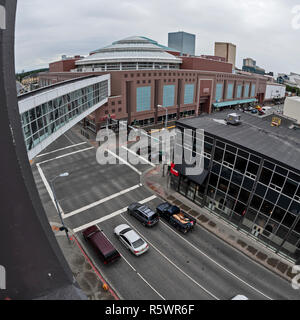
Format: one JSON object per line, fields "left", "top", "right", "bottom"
{"left": 114, "top": 224, "right": 149, "bottom": 256}
{"left": 251, "top": 109, "right": 258, "bottom": 114}
{"left": 82, "top": 225, "right": 121, "bottom": 264}
{"left": 156, "top": 202, "right": 196, "bottom": 234}
{"left": 231, "top": 295, "right": 249, "bottom": 300}
{"left": 127, "top": 203, "right": 159, "bottom": 227}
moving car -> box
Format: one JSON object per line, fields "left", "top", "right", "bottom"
{"left": 82, "top": 225, "right": 121, "bottom": 264}
{"left": 127, "top": 203, "right": 159, "bottom": 227}
{"left": 156, "top": 202, "right": 196, "bottom": 234}
{"left": 114, "top": 224, "right": 149, "bottom": 256}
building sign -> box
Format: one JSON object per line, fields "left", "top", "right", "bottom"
{"left": 0, "top": 5, "right": 6, "bottom": 30}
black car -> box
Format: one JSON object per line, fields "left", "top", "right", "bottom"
{"left": 127, "top": 203, "right": 159, "bottom": 227}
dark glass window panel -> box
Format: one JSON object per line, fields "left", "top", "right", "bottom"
{"left": 226, "top": 145, "right": 237, "bottom": 154}
{"left": 282, "top": 179, "right": 298, "bottom": 198}
{"left": 259, "top": 168, "right": 272, "bottom": 185}
{"left": 288, "top": 172, "right": 300, "bottom": 184}
{"left": 228, "top": 182, "right": 240, "bottom": 198}
{"left": 260, "top": 200, "right": 274, "bottom": 216}
{"left": 214, "top": 147, "right": 224, "bottom": 163}
{"left": 204, "top": 143, "right": 213, "bottom": 154}
{"left": 204, "top": 136, "right": 213, "bottom": 144}
{"left": 275, "top": 165, "right": 288, "bottom": 177}
{"left": 221, "top": 166, "right": 232, "bottom": 180}
{"left": 239, "top": 189, "right": 250, "bottom": 204}
{"left": 277, "top": 195, "right": 291, "bottom": 210}
{"left": 212, "top": 162, "right": 221, "bottom": 175}
{"left": 271, "top": 206, "right": 286, "bottom": 223}
{"left": 247, "top": 161, "right": 259, "bottom": 175}
{"left": 29, "top": 109, "right": 36, "bottom": 121}
{"left": 36, "top": 105, "right": 42, "bottom": 118}
{"left": 235, "top": 156, "right": 247, "bottom": 174}
{"left": 255, "top": 183, "right": 267, "bottom": 198}
{"left": 234, "top": 201, "right": 246, "bottom": 215}
{"left": 250, "top": 154, "right": 260, "bottom": 164}
{"left": 232, "top": 171, "right": 243, "bottom": 185}
{"left": 265, "top": 189, "right": 279, "bottom": 204}
{"left": 224, "top": 151, "right": 235, "bottom": 165}
{"left": 209, "top": 173, "right": 219, "bottom": 188}
{"left": 238, "top": 149, "right": 249, "bottom": 159}
{"left": 250, "top": 195, "right": 263, "bottom": 210}
{"left": 216, "top": 140, "right": 225, "bottom": 148}
{"left": 30, "top": 120, "right": 38, "bottom": 134}
{"left": 242, "top": 177, "right": 254, "bottom": 191}
{"left": 282, "top": 213, "right": 296, "bottom": 228}
{"left": 271, "top": 173, "right": 285, "bottom": 188}
{"left": 295, "top": 220, "right": 300, "bottom": 234}
{"left": 264, "top": 160, "right": 275, "bottom": 170}
{"left": 204, "top": 158, "right": 210, "bottom": 170}
{"left": 289, "top": 201, "right": 300, "bottom": 215}
{"left": 275, "top": 225, "right": 289, "bottom": 239}
{"left": 218, "top": 178, "right": 229, "bottom": 193}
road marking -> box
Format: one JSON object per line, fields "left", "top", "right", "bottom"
{"left": 36, "top": 142, "right": 87, "bottom": 158}
{"left": 63, "top": 184, "right": 142, "bottom": 219}
{"left": 37, "top": 146, "right": 95, "bottom": 165}
{"left": 64, "top": 133, "right": 76, "bottom": 145}
{"left": 120, "top": 214, "right": 219, "bottom": 300}
{"left": 122, "top": 146, "right": 156, "bottom": 167}
{"left": 36, "top": 163, "right": 65, "bottom": 215}
{"left": 160, "top": 220, "right": 273, "bottom": 300}
{"left": 72, "top": 195, "right": 157, "bottom": 233}
{"left": 150, "top": 125, "right": 175, "bottom": 134}
{"left": 106, "top": 149, "right": 142, "bottom": 175}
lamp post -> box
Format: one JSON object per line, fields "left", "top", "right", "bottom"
{"left": 157, "top": 104, "right": 168, "bottom": 129}
{"left": 50, "top": 172, "right": 70, "bottom": 241}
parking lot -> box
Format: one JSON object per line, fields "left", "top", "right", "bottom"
{"left": 32, "top": 127, "right": 300, "bottom": 300}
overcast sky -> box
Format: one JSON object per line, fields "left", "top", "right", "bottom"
{"left": 15, "top": 0, "right": 300, "bottom": 75}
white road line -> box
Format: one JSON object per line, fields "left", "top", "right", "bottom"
{"left": 73, "top": 195, "right": 157, "bottom": 233}
{"left": 64, "top": 133, "right": 76, "bottom": 145}
{"left": 120, "top": 214, "right": 219, "bottom": 300}
{"left": 36, "top": 163, "right": 65, "bottom": 215}
{"left": 160, "top": 220, "right": 273, "bottom": 300}
{"left": 63, "top": 184, "right": 142, "bottom": 219}
{"left": 37, "top": 146, "right": 94, "bottom": 165}
{"left": 36, "top": 142, "right": 87, "bottom": 158}
{"left": 106, "top": 149, "right": 142, "bottom": 175}
{"left": 121, "top": 146, "right": 156, "bottom": 167}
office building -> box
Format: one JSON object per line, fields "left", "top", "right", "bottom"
{"left": 168, "top": 31, "right": 196, "bottom": 56}
{"left": 214, "top": 42, "right": 236, "bottom": 69}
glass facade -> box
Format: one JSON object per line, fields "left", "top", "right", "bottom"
{"left": 244, "top": 84, "right": 250, "bottom": 97}
{"left": 184, "top": 84, "right": 195, "bottom": 105}
{"left": 20, "top": 81, "right": 108, "bottom": 151}
{"left": 137, "top": 86, "right": 151, "bottom": 112}
{"left": 163, "top": 85, "right": 175, "bottom": 107}
{"left": 216, "top": 83, "right": 223, "bottom": 101}
{"left": 251, "top": 84, "right": 256, "bottom": 97}
{"left": 236, "top": 85, "right": 242, "bottom": 98}
{"left": 171, "top": 126, "right": 300, "bottom": 262}
{"left": 226, "top": 83, "right": 234, "bottom": 99}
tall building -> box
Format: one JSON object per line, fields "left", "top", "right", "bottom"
{"left": 242, "top": 57, "right": 265, "bottom": 75}
{"left": 168, "top": 31, "right": 196, "bottom": 56}
{"left": 214, "top": 42, "right": 236, "bottom": 69}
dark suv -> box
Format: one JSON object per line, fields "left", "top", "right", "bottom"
{"left": 127, "top": 203, "right": 159, "bottom": 227}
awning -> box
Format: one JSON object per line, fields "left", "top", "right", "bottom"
{"left": 174, "top": 164, "right": 209, "bottom": 186}
{"left": 213, "top": 98, "right": 257, "bottom": 108}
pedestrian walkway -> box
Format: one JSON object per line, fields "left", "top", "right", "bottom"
{"left": 141, "top": 165, "right": 298, "bottom": 285}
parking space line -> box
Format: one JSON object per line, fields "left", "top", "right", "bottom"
{"left": 72, "top": 195, "right": 157, "bottom": 233}
{"left": 63, "top": 184, "right": 142, "bottom": 219}
{"left": 121, "top": 146, "right": 156, "bottom": 167}
{"left": 106, "top": 149, "right": 142, "bottom": 175}
{"left": 36, "top": 142, "right": 87, "bottom": 158}
{"left": 120, "top": 214, "right": 220, "bottom": 300}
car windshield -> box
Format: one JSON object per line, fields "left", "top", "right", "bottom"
{"left": 120, "top": 228, "right": 132, "bottom": 235}
{"left": 149, "top": 213, "right": 158, "bottom": 220}
{"left": 132, "top": 238, "right": 145, "bottom": 248}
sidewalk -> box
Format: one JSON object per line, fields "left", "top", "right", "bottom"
{"left": 50, "top": 222, "right": 117, "bottom": 300}
{"left": 141, "top": 165, "right": 297, "bottom": 284}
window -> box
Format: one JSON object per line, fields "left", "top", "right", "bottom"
{"left": 227, "top": 83, "right": 234, "bottom": 99}
{"left": 251, "top": 84, "right": 256, "bottom": 97}
{"left": 137, "top": 86, "right": 151, "bottom": 112}
{"left": 163, "top": 85, "right": 175, "bottom": 107}
{"left": 236, "top": 85, "right": 242, "bottom": 98}
{"left": 184, "top": 84, "right": 195, "bottom": 105}
{"left": 244, "top": 84, "right": 250, "bottom": 97}
{"left": 216, "top": 83, "right": 223, "bottom": 101}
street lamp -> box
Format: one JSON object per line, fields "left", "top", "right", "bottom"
{"left": 50, "top": 172, "right": 70, "bottom": 241}
{"left": 157, "top": 104, "right": 168, "bottom": 129}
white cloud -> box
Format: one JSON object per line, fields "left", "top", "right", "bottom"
{"left": 15, "top": 0, "right": 300, "bottom": 74}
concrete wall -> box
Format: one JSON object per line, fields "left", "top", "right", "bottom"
{"left": 284, "top": 97, "right": 300, "bottom": 124}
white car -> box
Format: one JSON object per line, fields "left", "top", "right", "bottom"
{"left": 114, "top": 224, "right": 149, "bottom": 256}
{"left": 231, "top": 295, "right": 249, "bottom": 300}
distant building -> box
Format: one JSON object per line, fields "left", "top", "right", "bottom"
{"left": 214, "top": 42, "right": 236, "bottom": 69}
{"left": 49, "top": 55, "right": 84, "bottom": 73}
{"left": 277, "top": 73, "right": 300, "bottom": 88}
{"left": 168, "top": 31, "right": 196, "bottom": 56}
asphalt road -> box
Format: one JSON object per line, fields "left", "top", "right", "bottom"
{"left": 32, "top": 126, "right": 300, "bottom": 300}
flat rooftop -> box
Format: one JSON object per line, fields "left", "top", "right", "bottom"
{"left": 176, "top": 110, "right": 300, "bottom": 172}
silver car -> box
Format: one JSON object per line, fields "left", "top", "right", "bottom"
{"left": 114, "top": 224, "right": 149, "bottom": 256}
